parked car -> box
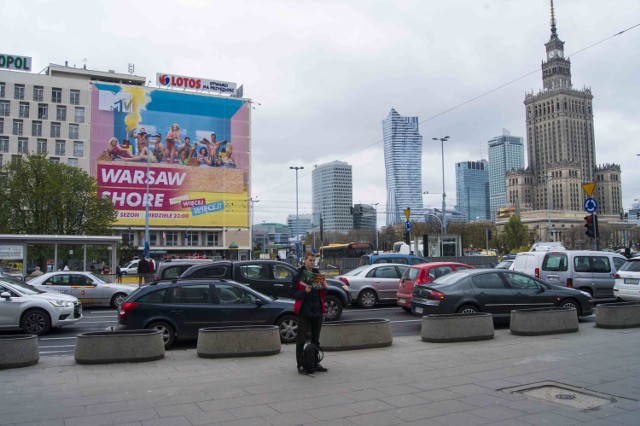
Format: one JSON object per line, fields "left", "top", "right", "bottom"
{"left": 337, "top": 263, "right": 409, "bottom": 308}
{"left": 0, "top": 275, "right": 82, "bottom": 335}
{"left": 411, "top": 269, "right": 594, "bottom": 318}
{"left": 116, "top": 279, "right": 297, "bottom": 348}
{"left": 155, "top": 258, "right": 213, "bottom": 281}
{"left": 27, "top": 271, "right": 134, "bottom": 308}
{"left": 120, "top": 259, "right": 141, "bottom": 275}
{"left": 396, "top": 262, "right": 474, "bottom": 312}
{"left": 359, "top": 253, "right": 429, "bottom": 266}
{"left": 179, "top": 260, "right": 350, "bottom": 321}
{"left": 614, "top": 256, "right": 640, "bottom": 302}
{"left": 494, "top": 260, "right": 514, "bottom": 269}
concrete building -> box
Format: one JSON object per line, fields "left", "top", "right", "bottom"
{"left": 286, "top": 213, "right": 314, "bottom": 239}
{"left": 455, "top": 159, "right": 490, "bottom": 222}
{"left": 382, "top": 108, "right": 423, "bottom": 225}
{"left": 487, "top": 130, "right": 525, "bottom": 221}
{"left": 312, "top": 161, "right": 353, "bottom": 232}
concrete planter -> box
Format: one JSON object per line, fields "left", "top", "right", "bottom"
{"left": 596, "top": 302, "right": 640, "bottom": 329}
{"left": 320, "top": 319, "right": 392, "bottom": 351}
{"left": 510, "top": 307, "right": 579, "bottom": 336}
{"left": 0, "top": 334, "right": 39, "bottom": 369}
{"left": 197, "top": 325, "right": 281, "bottom": 358}
{"left": 421, "top": 312, "right": 494, "bottom": 342}
{"left": 75, "top": 329, "right": 165, "bottom": 364}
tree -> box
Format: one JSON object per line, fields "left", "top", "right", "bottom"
{"left": 502, "top": 215, "right": 529, "bottom": 250}
{"left": 0, "top": 153, "right": 117, "bottom": 235}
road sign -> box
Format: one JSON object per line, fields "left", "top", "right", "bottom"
{"left": 584, "top": 197, "right": 598, "bottom": 213}
{"left": 405, "top": 220, "right": 412, "bottom": 233}
{"left": 582, "top": 182, "right": 596, "bottom": 197}
{"left": 403, "top": 208, "right": 411, "bottom": 220}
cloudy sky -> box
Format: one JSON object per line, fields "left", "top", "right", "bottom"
{"left": 6, "top": 0, "right": 640, "bottom": 226}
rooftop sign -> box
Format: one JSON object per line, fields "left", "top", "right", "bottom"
{"left": 0, "top": 54, "right": 31, "bottom": 71}
{"left": 156, "top": 72, "right": 237, "bottom": 94}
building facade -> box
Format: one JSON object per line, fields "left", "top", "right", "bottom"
{"left": 352, "top": 204, "right": 376, "bottom": 229}
{"left": 286, "top": 213, "right": 314, "bottom": 239}
{"left": 488, "top": 130, "right": 525, "bottom": 221}
{"left": 312, "top": 161, "right": 353, "bottom": 232}
{"left": 455, "top": 160, "right": 490, "bottom": 222}
{"left": 382, "top": 108, "right": 423, "bottom": 225}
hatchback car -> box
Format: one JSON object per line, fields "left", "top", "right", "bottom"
{"left": 411, "top": 269, "right": 593, "bottom": 318}
{"left": 337, "top": 263, "right": 409, "bottom": 308}
{"left": 155, "top": 259, "right": 213, "bottom": 281}
{"left": 0, "top": 275, "right": 82, "bottom": 335}
{"left": 396, "top": 262, "right": 474, "bottom": 312}
{"left": 614, "top": 256, "right": 640, "bottom": 301}
{"left": 28, "top": 271, "right": 133, "bottom": 308}
{"left": 116, "top": 279, "right": 297, "bottom": 348}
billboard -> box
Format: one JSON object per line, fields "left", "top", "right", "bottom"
{"left": 90, "top": 84, "right": 250, "bottom": 228}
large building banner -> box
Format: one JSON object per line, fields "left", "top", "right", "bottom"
{"left": 90, "top": 84, "right": 250, "bottom": 227}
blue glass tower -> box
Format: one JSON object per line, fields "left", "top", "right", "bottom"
{"left": 488, "top": 131, "right": 525, "bottom": 221}
{"left": 455, "top": 160, "right": 490, "bottom": 222}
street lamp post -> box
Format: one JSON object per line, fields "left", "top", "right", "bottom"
{"left": 249, "top": 197, "right": 259, "bottom": 259}
{"left": 290, "top": 166, "right": 304, "bottom": 262}
{"left": 373, "top": 203, "right": 379, "bottom": 254}
{"left": 144, "top": 136, "right": 151, "bottom": 259}
{"left": 432, "top": 136, "right": 449, "bottom": 235}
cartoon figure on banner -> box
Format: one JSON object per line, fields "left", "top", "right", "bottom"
{"left": 165, "top": 123, "right": 181, "bottom": 164}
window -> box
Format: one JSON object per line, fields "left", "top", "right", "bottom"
{"left": 428, "top": 266, "right": 453, "bottom": 280}
{"left": 50, "top": 122, "right": 61, "bottom": 138}
{"left": 38, "top": 103, "right": 48, "bottom": 119}
{"left": 73, "top": 141, "right": 84, "bottom": 157}
{"left": 49, "top": 157, "right": 60, "bottom": 164}
{"left": 33, "top": 86, "right": 44, "bottom": 101}
{"left": 574, "top": 256, "right": 590, "bottom": 273}
{"left": 185, "top": 231, "right": 199, "bottom": 246}
{"left": 18, "top": 102, "right": 29, "bottom": 118}
{"left": 121, "top": 231, "right": 135, "bottom": 245}
{"left": 0, "top": 82, "right": 4, "bottom": 98}
{"left": 590, "top": 256, "right": 610, "bottom": 273}
{"left": 12, "top": 119, "right": 23, "bottom": 135}
{"left": 68, "top": 158, "right": 78, "bottom": 167}
{"left": 17, "top": 138, "right": 28, "bottom": 153}
{"left": 188, "top": 265, "right": 228, "bottom": 278}
{"left": 0, "top": 101, "right": 10, "bottom": 116}
{"left": 472, "top": 273, "right": 507, "bottom": 290}
{"left": 240, "top": 264, "right": 269, "bottom": 280}
{"left": 167, "top": 284, "right": 212, "bottom": 304}
{"left": 32, "top": 121, "right": 42, "bottom": 137}
{"left": 56, "top": 105, "right": 67, "bottom": 121}
{"left": 165, "top": 231, "right": 178, "bottom": 246}
{"left": 14, "top": 84, "right": 25, "bottom": 100}
{"left": 51, "top": 88, "right": 62, "bottom": 103}
{"left": 68, "top": 123, "right": 79, "bottom": 139}
{"left": 214, "top": 284, "right": 256, "bottom": 305}
{"left": 542, "top": 254, "right": 568, "bottom": 272}
{"left": 37, "top": 139, "right": 47, "bottom": 154}
{"left": 0, "top": 136, "right": 8, "bottom": 152}
{"left": 273, "top": 264, "right": 293, "bottom": 280}
{"left": 504, "top": 273, "right": 541, "bottom": 290}
{"left": 69, "top": 89, "right": 80, "bottom": 105}
{"left": 55, "top": 140, "right": 65, "bottom": 156}
{"left": 138, "top": 288, "right": 167, "bottom": 303}
{"left": 206, "top": 232, "right": 220, "bottom": 246}
{"left": 0, "top": 118, "right": 3, "bottom": 133}
{"left": 74, "top": 107, "right": 85, "bottom": 123}
{"left": 369, "top": 265, "right": 400, "bottom": 279}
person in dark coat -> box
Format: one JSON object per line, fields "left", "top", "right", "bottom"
{"left": 137, "top": 257, "right": 149, "bottom": 286}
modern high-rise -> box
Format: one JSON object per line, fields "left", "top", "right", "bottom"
{"left": 488, "top": 130, "right": 525, "bottom": 221}
{"left": 286, "top": 213, "right": 313, "bottom": 239}
{"left": 312, "top": 161, "right": 353, "bottom": 232}
{"left": 383, "top": 108, "right": 423, "bottom": 225}
{"left": 455, "top": 160, "right": 490, "bottom": 222}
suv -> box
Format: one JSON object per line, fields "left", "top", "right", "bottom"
{"left": 359, "top": 254, "right": 429, "bottom": 265}
{"left": 179, "top": 260, "right": 350, "bottom": 321}
{"left": 117, "top": 279, "right": 297, "bottom": 348}
{"left": 0, "top": 275, "right": 82, "bottom": 335}
{"left": 155, "top": 259, "right": 213, "bottom": 281}
{"left": 614, "top": 256, "right": 640, "bottom": 301}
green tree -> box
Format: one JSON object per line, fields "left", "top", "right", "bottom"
{"left": 503, "top": 215, "right": 529, "bottom": 250}
{"left": 0, "top": 153, "right": 117, "bottom": 235}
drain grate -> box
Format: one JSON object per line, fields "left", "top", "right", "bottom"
{"left": 500, "top": 381, "right": 619, "bottom": 410}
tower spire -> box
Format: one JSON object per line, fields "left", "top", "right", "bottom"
{"left": 550, "top": 0, "right": 557, "bottom": 36}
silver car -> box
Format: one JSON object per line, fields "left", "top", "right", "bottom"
{"left": 337, "top": 264, "right": 409, "bottom": 308}
{"left": 28, "top": 271, "right": 133, "bottom": 308}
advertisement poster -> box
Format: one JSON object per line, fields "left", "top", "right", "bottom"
{"left": 90, "top": 84, "right": 250, "bottom": 227}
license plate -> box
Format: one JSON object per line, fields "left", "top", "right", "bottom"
{"left": 624, "top": 278, "right": 639, "bottom": 285}
{"left": 414, "top": 307, "right": 423, "bottom": 314}
{"left": 398, "top": 298, "right": 406, "bottom": 304}
{"left": 547, "top": 276, "right": 559, "bottom": 283}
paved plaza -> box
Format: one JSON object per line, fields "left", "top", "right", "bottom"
{"left": 1, "top": 321, "right": 639, "bottom": 425}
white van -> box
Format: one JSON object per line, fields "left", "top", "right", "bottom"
{"left": 509, "top": 251, "right": 548, "bottom": 278}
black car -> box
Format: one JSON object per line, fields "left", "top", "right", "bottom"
{"left": 179, "top": 260, "right": 350, "bottom": 321}
{"left": 411, "top": 269, "right": 594, "bottom": 318}
{"left": 117, "top": 279, "right": 298, "bottom": 348}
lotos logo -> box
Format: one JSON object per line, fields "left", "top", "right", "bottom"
{"left": 158, "top": 74, "right": 171, "bottom": 85}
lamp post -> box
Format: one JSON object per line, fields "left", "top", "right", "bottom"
{"left": 373, "top": 203, "right": 379, "bottom": 254}
{"left": 290, "top": 166, "right": 304, "bottom": 262}
{"left": 143, "top": 136, "right": 151, "bottom": 259}
{"left": 545, "top": 174, "right": 552, "bottom": 240}
{"left": 249, "top": 197, "right": 259, "bottom": 259}
{"left": 432, "top": 136, "right": 449, "bottom": 235}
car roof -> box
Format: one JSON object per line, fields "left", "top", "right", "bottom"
{"left": 409, "top": 262, "right": 472, "bottom": 268}
{"left": 365, "top": 254, "right": 426, "bottom": 259}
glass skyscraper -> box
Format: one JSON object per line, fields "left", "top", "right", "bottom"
{"left": 488, "top": 130, "right": 525, "bottom": 221}
{"left": 383, "top": 109, "right": 423, "bottom": 225}
{"left": 455, "top": 160, "right": 490, "bottom": 222}
{"left": 312, "top": 160, "right": 353, "bottom": 232}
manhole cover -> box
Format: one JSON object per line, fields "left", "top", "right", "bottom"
{"left": 500, "top": 381, "right": 617, "bottom": 410}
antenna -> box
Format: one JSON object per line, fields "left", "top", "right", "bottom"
{"left": 128, "top": 63, "right": 135, "bottom": 75}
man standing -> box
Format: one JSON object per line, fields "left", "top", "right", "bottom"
{"left": 290, "top": 252, "right": 328, "bottom": 375}
{"left": 137, "top": 257, "right": 148, "bottom": 287}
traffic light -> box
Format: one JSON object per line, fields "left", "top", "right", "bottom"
{"left": 584, "top": 214, "right": 595, "bottom": 238}
{"left": 487, "top": 230, "right": 493, "bottom": 240}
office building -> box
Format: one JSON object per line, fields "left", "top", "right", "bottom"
{"left": 488, "top": 130, "right": 525, "bottom": 221}
{"left": 352, "top": 204, "right": 376, "bottom": 229}
{"left": 383, "top": 108, "right": 423, "bottom": 225}
{"left": 455, "top": 159, "right": 490, "bottom": 222}
{"left": 286, "top": 213, "right": 314, "bottom": 239}
{"left": 312, "top": 160, "right": 353, "bottom": 232}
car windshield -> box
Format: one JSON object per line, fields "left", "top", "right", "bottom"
{"left": 1, "top": 278, "right": 45, "bottom": 295}
{"left": 344, "top": 265, "right": 370, "bottom": 276}
{"left": 432, "top": 271, "right": 465, "bottom": 285}
{"left": 619, "top": 259, "right": 640, "bottom": 272}
{"left": 85, "top": 272, "right": 108, "bottom": 283}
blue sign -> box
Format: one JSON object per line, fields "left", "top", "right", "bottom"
{"left": 405, "top": 220, "right": 412, "bottom": 233}
{"left": 584, "top": 197, "right": 598, "bottom": 213}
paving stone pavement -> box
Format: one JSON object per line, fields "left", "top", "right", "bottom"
{"left": 1, "top": 321, "right": 639, "bottom": 425}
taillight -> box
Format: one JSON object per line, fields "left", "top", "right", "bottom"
{"left": 339, "top": 277, "right": 350, "bottom": 286}
{"left": 415, "top": 278, "right": 423, "bottom": 285}
{"left": 118, "top": 302, "right": 138, "bottom": 320}
{"left": 566, "top": 278, "right": 573, "bottom": 288}
{"left": 427, "top": 290, "right": 446, "bottom": 301}
{"left": 535, "top": 267, "right": 540, "bottom": 278}
{"left": 615, "top": 273, "right": 620, "bottom": 279}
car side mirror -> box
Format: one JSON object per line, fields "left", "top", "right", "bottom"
{"left": 1, "top": 291, "right": 11, "bottom": 300}
{"left": 255, "top": 298, "right": 266, "bottom": 306}
{"left": 537, "top": 286, "right": 545, "bottom": 293}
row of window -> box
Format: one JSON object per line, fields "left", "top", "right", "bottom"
{"left": 0, "top": 118, "right": 82, "bottom": 139}
{"left": 0, "top": 101, "right": 85, "bottom": 122}
{"left": 122, "top": 231, "right": 223, "bottom": 247}
{"left": 0, "top": 82, "right": 80, "bottom": 104}
{"left": 0, "top": 153, "right": 79, "bottom": 168}
{"left": 0, "top": 136, "right": 84, "bottom": 156}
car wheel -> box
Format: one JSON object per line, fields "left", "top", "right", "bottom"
{"left": 401, "top": 306, "right": 412, "bottom": 313}
{"left": 358, "top": 289, "right": 378, "bottom": 308}
{"left": 21, "top": 309, "right": 51, "bottom": 335}
{"left": 276, "top": 315, "right": 298, "bottom": 343}
{"left": 559, "top": 298, "right": 581, "bottom": 316}
{"left": 324, "top": 295, "right": 343, "bottom": 321}
{"left": 110, "top": 293, "right": 127, "bottom": 309}
{"left": 456, "top": 304, "right": 480, "bottom": 314}
{"left": 146, "top": 321, "right": 176, "bottom": 349}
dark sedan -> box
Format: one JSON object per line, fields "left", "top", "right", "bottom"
{"left": 117, "top": 279, "right": 297, "bottom": 348}
{"left": 411, "top": 269, "right": 594, "bottom": 318}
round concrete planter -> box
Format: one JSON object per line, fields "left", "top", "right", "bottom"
{"left": 421, "top": 312, "right": 494, "bottom": 343}
{"left": 319, "top": 319, "right": 392, "bottom": 351}
{"left": 596, "top": 302, "right": 640, "bottom": 329}
{"left": 0, "top": 334, "right": 39, "bottom": 369}
{"left": 510, "top": 307, "right": 579, "bottom": 336}
{"left": 75, "top": 329, "right": 165, "bottom": 364}
{"left": 197, "top": 325, "right": 281, "bottom": 358}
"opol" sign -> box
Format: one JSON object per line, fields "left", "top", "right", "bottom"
{"left": 0, "top": 54, "right": 31, "bottom": 71}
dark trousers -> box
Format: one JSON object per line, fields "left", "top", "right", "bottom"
{"left": 296, "top": 316, "right": 323, "bottom": 367}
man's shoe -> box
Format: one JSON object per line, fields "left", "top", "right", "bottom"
{"left": 298, "top": 366, "right": 306, "bottom": 375}
{"left": 315, "top": 364, "right": 328, "bottom": 372}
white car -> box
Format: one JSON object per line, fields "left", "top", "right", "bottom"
{"left": 614, "top": 257, "right": 640, "bottom": 302}
{"left": 0, "top": 275, "right": 82, "bottom": 335}
{"left": 120, "top": 259, "right": 141, "bottom": 275}
{"left": 28, "top": 271, "right": 134, "bottom": 308}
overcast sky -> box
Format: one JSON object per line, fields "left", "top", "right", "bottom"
{"left": 6, "top": 0, "right": 640, "bottom": 226}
